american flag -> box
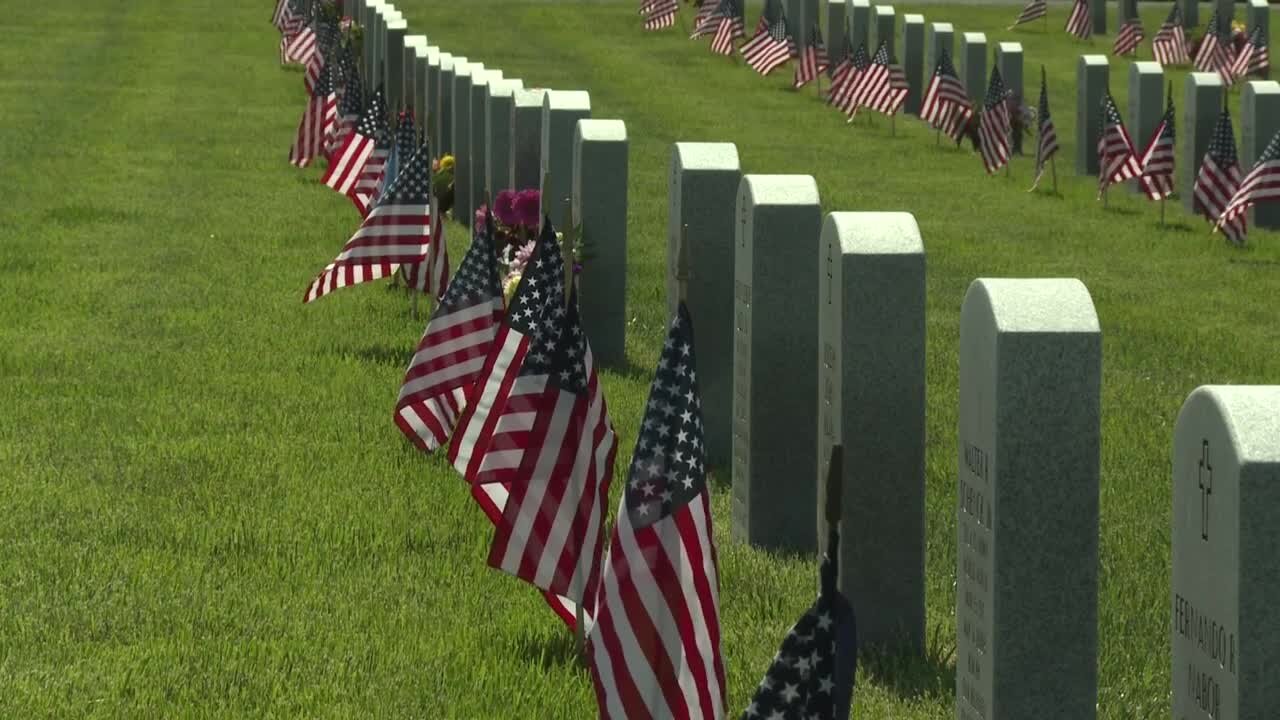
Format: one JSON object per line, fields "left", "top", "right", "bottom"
{"left": 288, "top": 60, "right": 338, "bottom": 168}
{"left": 395, "top": 208, "right": 502, "bottom": 453}
{"left": 449, "top": 220, "right": 565, "bottom": 486}
{"left": 919, "top": 50, "right": 972, "bottom": 142}
{"left": 272, "top": 0, "right": 291, "bottom": 30}
{"left": 1113, "top": 17, "right": 1145, "bottom": 57}
{"left": 827, "top": 48, "right": 856, "bottom": 92}
{"left": 586, "top": 302, "right": 726, "bottom": 720}
{"left": 302, "top": 143, "right": 432, "bottom": 304}
{"left": 1194, "top": 108, "right": 1247, "bottom": 243}
{"left": 304, "top": 18, "right": 339, "bottom": 95}
{"left": 377, "top": 110, "right": 418, "bottom": 206}
{"left": 485, "top": 286, "right": 618, "bottom": 633}
{"left": 1008, "top": 0, "right": 1047, "bottom": 30}
{"left": 322, "top": 86, "right": 387, "bottom": 201}
{"left": 793, "top": 24, "right": 830, "bottom": 89}
{"left": 328, "top": 55, "right": 363, "bottom": 157}
{"left": 1065, "top": 0, "right": 1092, "bottom": 40}
{"left": 643, "top": 0, "right": 679, "bottom": 30}
{"left": 829, "top": 43, "right": 872, "bottom": 112}
{"left": 351, "top": 90, "right": 393, "bottom": 217}
{"left": 710, "top": 0, "right": 747, "bottom": 55}
{"left": 1152, "top": 4, "right": 1191, "bottom": 65}
{"left": 1217, "top": 129, "right": 1280, "bottom": 242}
{"left": 741, "top": 0, "right": 795, "bottom": 75}
{"left": 845, "top": 43, "right": 908, "bottom": 117}
{"left": 1228, "top": 25, "right": 1270, "bottom": 79}
{"left": 739, "top": 525, "right": 857, "bottom": 720}
{"left": 402, "top": 199, "right": 450, "bottom": 301}
{"left": 978, "top": 66, "right": 1011, "bottom": 174}
{"left": 1194, "top": 10, "right": 1233, "bottom": 81}
{"left": 691, "top": 0, "right": 718, "bottom": 36}
{"left": 1138, "top": 95, "right": 1176, "bottom": 200}
{"left": 1097, "top": 93, "right": 1143, "bottom": 196}
{"left": 1031, "top": 66, "right": 1060, "bottom": 190}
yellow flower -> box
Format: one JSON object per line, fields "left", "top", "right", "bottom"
{"left": 503, "top": 274, "right": 521, "bottom": 305}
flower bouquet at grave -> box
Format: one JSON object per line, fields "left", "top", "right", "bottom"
{"left": 431, "top": 155, "right": 455, "bottom": 216}
{"left": 476, "top": 189, "right": 586, "bottom": 306}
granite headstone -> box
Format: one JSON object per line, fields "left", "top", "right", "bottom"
{"left": 540, "top": 90, "right": 592, "bottom": 224}
{"left": 1076, "top": 55, "right": 1109, "bottom": 175}
{"left": 572, "top": 119, "right": 629, "bottom": 367}
{"left": 510, "top": 88, "right": 548, "bottom": 191}
{"left": 1182, "top": 72, "right": 1225, "bottom": 212}
{"left": 1241, "top": 81, "right": 1280, "bottom": 229}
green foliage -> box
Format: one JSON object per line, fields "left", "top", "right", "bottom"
{"left": 1, "top": 1, "right": 1277, "bottom": 719}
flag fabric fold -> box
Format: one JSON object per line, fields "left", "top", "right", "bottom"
{"left": 1194, "top": 108, "right": 1247, "bottom": 243}
{"left": 741, "top": 0, "right": 796, "bottom": 75}
{"left": 1217, "top": 129, "right": 1280, "bottom": 242}
{"left": 738, "top": 528, "right": 857, "bottom": 720}
{"left": 793, "top": 23, "right": 830, "bottom": 89}
{"left": 288, "top": 61, "right": 338, "bottom": 168}
{"left": 1030, "top": 67, "right": 1060, "bottom": 191}
{"left": 1152, "top": 4, "right": 1191, "bottom": 66}
{"left": 1065, "top": 0, "right": 1092, "bottom": 40}
{"left": 919, "top": 49, "right": 973, "bottom": 142}
{"left": 586, "top": 302, "right": 726, "bottom": 720}
{"left": 1097, "top": 93, "right": 1142, "bottom": 197}
{"left": 1008, "top": 0, "right": 1047, "bottom": 30}
{"left": 978, "top": 66, "right": 1011, "bottom": 174}
{"left": 1138, "top": 95, "right": 1176, "bottom": 200}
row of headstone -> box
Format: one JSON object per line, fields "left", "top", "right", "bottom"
{"left": 1074, "top": 52, "right": 1280, "bottom": 228}
{"left": 665, "top": 141, "right": 1279, "bottom": 716}
{"left": 351, "top": 0, "right": 631, "bottom": 365}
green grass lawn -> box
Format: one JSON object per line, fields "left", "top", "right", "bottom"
{"left": 1, "top": 0, "right": 1277, "bottom": 718}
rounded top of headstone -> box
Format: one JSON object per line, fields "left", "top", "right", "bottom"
{"left": 386, "top": 16, "right": 407, "bottom": 30}
{"left": 473, "top": 69, "right": 503, "bottom": 87}
{"left": 1244, "top": 80, "right": 1280, "bottom": 98}
{"left": 962, "top": 32, "right": 986, "bottom": 43}
{"left": 456, "top": 61, "right": 482, "bottom": 77}
{"left": 1080, "top": 54, "right": 1110, "bottom": 67}
{"left": 673, "top": 142, "right": 740, "bottom": 171}
{"left": 367, "top": 0, "right": 387, "bottom": 9}
{"left": 1176, "top": 386, "right": 1280, "bottom": 464}
{"left": 1131, "top": 61, "right": 1163, "bottom": 75}
{"left": 544, "top": 90, "right": 592, "bottom": 112}
{"left": 1189, "top": 71, "right": 1225, "bottom": 88}
{"left": 997, "top": 41, "right": 1023, "bottom": 53}
{"left": 962, "top": 278, "right": 1100, "bottom": 334}
{"left": 932, "top": 22, "right": 954, "bottom": 31}
{"left": 413, "top": 44, "right": 431, "bottom": 59}
{"left": 489, "top": 79, "right": 523, "bottom": 98}
{"left": 739, "top": 175, "right": 820, "bottom": 207}
{"left": 405, "top": 35, "right": 428, "bottom": 50}
{"left": 851, "top": 0, "right": 870, "bottom": 7}
{"left": 576, "top": 119, "right": 627, "bottom": 143}
{"left": 822, "top": 212, "right": 923, "bottom": 256}
{"left": 513, "top": 88, "right": 549, "bottom": 107}
{"left": 874, "top": 5, "right": 895, "bottom": 16}
{"left": 371, "top": 1, "right": 391, "bottom": 14}
{"left": 904, "top": 14, "right": 924, "bottom": 23}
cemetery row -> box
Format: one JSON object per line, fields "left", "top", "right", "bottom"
{"left": 655, "top": 0, "right": 1280, "bottom": 241}
{"left": 275, "top": 0, "right": 1279, "bottom": 717}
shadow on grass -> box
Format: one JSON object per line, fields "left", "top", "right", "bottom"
{"left": 509, "top": 627, "right": 583, "bottom": 671}
{"left": 859, "top": 623, "right": 956, "bottom": 703}
{"left": 340, "top": 344, "right": 413, "bottom": 367}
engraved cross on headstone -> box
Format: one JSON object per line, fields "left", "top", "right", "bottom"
{"left": 1198, "top": 439, "right": 1213, "bottom": 541}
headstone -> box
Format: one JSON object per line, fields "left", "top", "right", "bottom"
{"left": 927, "top": 22, "right": 954, "bottom": 77}
{"left": 732, "top": 175, "right": 822, "bottom": 554}
{"left": 485, "top": 79, "right": 524, "bottom": 198}
{"left": 1171, "top": 386, "right": 1280, "bottom": 720}
{"left": 437, "top": 54, "right": 465, "bottom": 156}
{"left": 425, "top": 48, "right": 444, "bottom": 150}
{"left": 1248, "top": 0, "right": 1270, "bottom": 78}
{"left": 1182, "top": 72, "right": 1225, "bottom": 212}
{"left": 469, "top": 69, "right": 504, "bottom": 221}
{"left": 667, "top": 143, "right": 742, "bottom": 471}
{"left": 1116, "top": 0, "right": 1136, "bottom": 30}
{"left": 510, "top": 88, "right": 547, "bottom": 191}
{"left": 1181, "top": 0, "right": 1199, "bottom": 29}
{"left": 995, "top": 42, "right": 1023, "bottom": 108}
{"left": 957, "top": 278, "right": 1101, "bottom": 720}
{"left": 370, "top": 4, "right": 389, "bottom": 91}
{"left": 1241, "top": 81, "right": 1280, "bottom": 229}
{"left": 817, "top": 212, "right": 926, "bottom": 652}
{"left": 1128, "top": 62, "right": 1165, "bottom": 193}
{"left": 827, "top": 0, "right": 849, "bottom": 59}
{"left": 901, "top": 15, "right": 925, "bottom": 114}
{"left": 788, "top": 0, "right": 819, "bottom": 49}
{"left": 572, "top": 120, "right": 629, "bottom": 367}
{"left": 873, "top": 6, "right": 896, "bottom": 58}
{"left": 1076, "top": 55, "right": 1110, "bottom": 175}
{"left": 540, "top": 90, "right": 592, "bottom": 225}
{"left": 1091, "top": 0, "right": 1107, "bottom": 35}
{"left": 848, "top": 0, "right": 871, "bottom": 55}
{"left": 405, "top": 36, "right": 428, "bottom": 125}
{"left": 384, "top": 16, "right": 407, "bottom": 112}
{"left": 959, "top": 33, "right": 987, "bottom": 105}
{"left": 360, "top": 1, "right": 377, "bottom": 79}
{"left": 451, "top": 60, "right": 481, "bottom": 220}
{"left": 1216, "top": 0, "right": 1235, "bottom": 31}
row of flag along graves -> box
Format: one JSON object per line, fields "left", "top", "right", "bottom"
{"left": 273, "top": 1, "right": 859, "bottom": 718}
{"left": 643, "top": 0, "right": 1280, "bottom": 244}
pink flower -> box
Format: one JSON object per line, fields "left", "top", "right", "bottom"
{"left": 474, "top": 205, "right": 488, "bottom": 234}
{"left": 494, "top": 190, "right": 518, "bottom": 227}
{"left": 513, "top": 189, "right": 541, "bottom": 229}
